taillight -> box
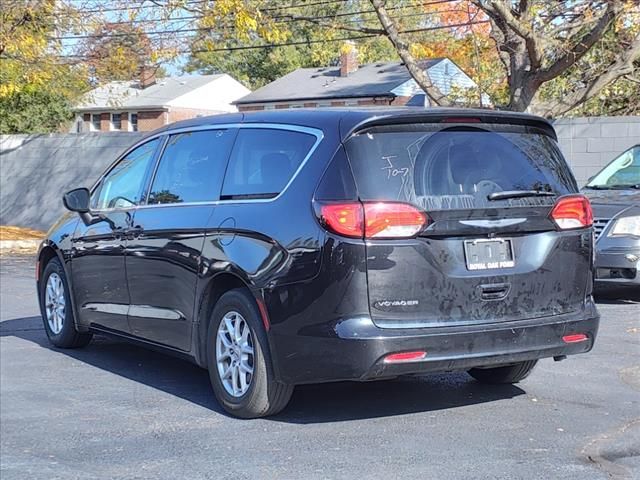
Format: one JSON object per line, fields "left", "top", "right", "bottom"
{"left": 550, "top": 195, "right": 593, "bottom": 230}
{"left": 318, "top": 202, "right": 364, "bottom": 238}
{"left": 317, "top": 202, "right": 427, "bottom": 239}
{"left": 364, "top": 202, "right": 427, "bottom": 238}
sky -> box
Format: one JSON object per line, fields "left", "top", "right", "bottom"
{"left": 59, "top": 0, "right": 196, "bottom": 76}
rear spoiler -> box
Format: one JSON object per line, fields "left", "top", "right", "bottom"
{"left": 341, "top": 111, "right": 557, "bottom": 141}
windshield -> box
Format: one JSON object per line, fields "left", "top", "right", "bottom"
{"left": 586, "top": 146, "right": 640, "bottom": 189}
{"left": 344, "top": 124, "right": 575, "bottom": 211}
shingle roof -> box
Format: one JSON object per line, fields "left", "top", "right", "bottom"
{"left": 234, "top": 59, "right": 445, "bottom": 104}
{"left": 74, "top": 74, "right": 224, "bottom": 111}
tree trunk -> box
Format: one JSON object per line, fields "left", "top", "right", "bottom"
{"left": 370, "top": 0, "right": 451, "bottom": 106}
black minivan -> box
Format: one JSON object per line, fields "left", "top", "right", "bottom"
{"left": 37, "top": 109, "right": 599, "bottom": 418}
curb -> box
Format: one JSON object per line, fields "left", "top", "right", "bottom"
{"left": 0, "top": 239, "right": 41, "bottom": 254}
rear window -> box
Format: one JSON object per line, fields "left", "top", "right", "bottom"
{"left": 221, "top": 128, "right": 316, "bottom": 199}
{"left": 148, "top": 129, "right": 235, "bottom": 204}
{"left": 344, "top": 124, "right": 576, "bottom": 210}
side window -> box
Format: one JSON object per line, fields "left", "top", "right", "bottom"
{"left": 314, "top": 146, "right": 358, "bottom": 201}
{"left": 148, "top": 129, "right": 236, "bottom": 204}
{"left": 92, "top": 138, "right": 159, "bottom": 210}
{"left": 221, "top": 128, "right": 317, "bottom": 199}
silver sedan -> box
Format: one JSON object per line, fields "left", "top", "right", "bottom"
{"left": 583, "top": 145, "right": 640, "bottom": 287}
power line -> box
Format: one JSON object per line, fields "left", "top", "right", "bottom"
{"left": 262, "top": 0, "right": 353, "bottom": 12}
{"left": 49, "top": 1, "right": 466, "bottom": 40}
{"left": 48, "top": 19, "right": 488, "bottom": 59}
{"left": 54, "top": 0, "right": 351, "bottom": 16}
{"left": 52, "top": 33, "right": 377, "bottom": 59}
{"left": 49, "top": 0, "right": 458, "bottom": 20}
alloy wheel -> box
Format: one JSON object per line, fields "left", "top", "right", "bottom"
{"left": 216, "top": 311, "right": 255, "bottom": 397}
{"left": 45, "top": 273, "right": 65, "bottom": 334}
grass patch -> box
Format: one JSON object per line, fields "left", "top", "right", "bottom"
{"left": 0, "top": 226, "right": 46, "bottom": 241}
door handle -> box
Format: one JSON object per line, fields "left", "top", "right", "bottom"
{"left": 479, "top": 283, "right": 510, "bottom": 301}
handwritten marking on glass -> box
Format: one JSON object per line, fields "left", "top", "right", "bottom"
{"left": 381, "top": 156, "right": 409, "bottom": 179}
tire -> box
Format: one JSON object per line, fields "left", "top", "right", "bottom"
{"left": 206, "top": 288, "right": 294, "bottom": 418}
{"left": 39, "top": 257, "right": 92, "bottom": 348}
{"left": 468, "top": 360, "right": 538, "bottom": 384}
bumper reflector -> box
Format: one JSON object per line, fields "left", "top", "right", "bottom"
{"left": 562, "top": 333, "right": 588, "bottom": 344}
{"left": 384, "top": 351, "right": 427, "bottom": 363}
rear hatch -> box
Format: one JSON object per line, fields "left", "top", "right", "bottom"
{"left": 343, "top": 120, "right": 593, "bottom": 328}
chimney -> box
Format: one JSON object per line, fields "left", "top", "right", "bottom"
{"left": 339, "top": 41, "right": 358, "bottom": 77}
{"left": 139, "top": 65, "right": 157, "bottom": 89}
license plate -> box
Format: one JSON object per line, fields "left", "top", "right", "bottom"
{"left": 464, "top": 238, "right": 515, "bottom": 271}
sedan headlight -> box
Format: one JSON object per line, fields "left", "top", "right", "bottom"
{"left": 608, "top": 215, "right": 640, "bottom": 237}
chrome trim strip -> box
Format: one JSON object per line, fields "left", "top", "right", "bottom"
{"left": 136, "top": 201, "right": 220, "bottom": 210}
{"left": 459, "top": 219, "right": 527, "bottom": 228}
{"left": 90, "top": 123, "right": 324, "bottom": 212}
{"left": 83, "top": 303, "right": 185, "bottom": 320}
{"left": 83, "top": 303, "right": 129, "bottom": 316}
{"left": 128, "top": 305, "right": 184, "bottom": 321}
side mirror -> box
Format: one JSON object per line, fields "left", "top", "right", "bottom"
{"left": 63, "top": 188, "right": 91, "bottom": 213}
{"left": 62, "top": 187, "right": 116, "bottom": 229}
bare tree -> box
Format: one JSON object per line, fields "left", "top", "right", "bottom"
{"left": 370, "top": 0, "right": 451, "bottom": 106}
{"left": 370, "top": 0, "right": 640, "bottom": 114}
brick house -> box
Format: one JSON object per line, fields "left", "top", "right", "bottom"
{"left": 72, "top": 72, "right": 250, "bottom": 133}
{"left": 234, "top": 44, "right": 486, "bottom": 111}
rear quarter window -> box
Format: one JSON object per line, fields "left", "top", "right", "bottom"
{"left": 221, "top": 128, "right": 317, "bottom": 199}
{"left": 314, "top": 146, "right": 358, "bottom": 201}
{"left": 345, "top": 124, "right": 576, "bottom": 210}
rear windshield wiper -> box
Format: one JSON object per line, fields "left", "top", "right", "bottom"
{"left": 488, "top": 190, "right": 556, "bottom": 201}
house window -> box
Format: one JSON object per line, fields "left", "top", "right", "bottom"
{"left": 129, "top": 113, "right": 138, "bottom": 132}
{"left": 111, "top": 113, "right": 122, "bottom": 131}
{"left": 91, "top": 114, "right": 101, "bottom": 131}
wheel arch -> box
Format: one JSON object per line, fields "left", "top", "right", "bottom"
{"left": 37, "top": 244, "right": 60, "bottom": 278}
{"left": 194, "top": 272, "right": 269, "bottom": 368}
{"left": 37, "top": 241, "right": 85, "bottom": 332}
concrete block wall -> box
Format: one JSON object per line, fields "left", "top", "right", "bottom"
{"left": 1, "top": 116, "right": 638, "bottom": 230}
{"left": 553, "top": 116, "right": 640, "bottom": 186}
{"left": 1, "top": 132, "right": 144, "bottom": 230}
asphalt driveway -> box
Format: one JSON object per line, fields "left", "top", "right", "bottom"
{"left": 1, "top": 255, "right": 638, "bottom": 480}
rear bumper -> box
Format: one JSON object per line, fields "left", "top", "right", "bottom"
{"left": 269, "top": 301, "right": 600, "bottom": 385}
{"left": 595, "top": 248, "right": 640, "bottom": 286}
